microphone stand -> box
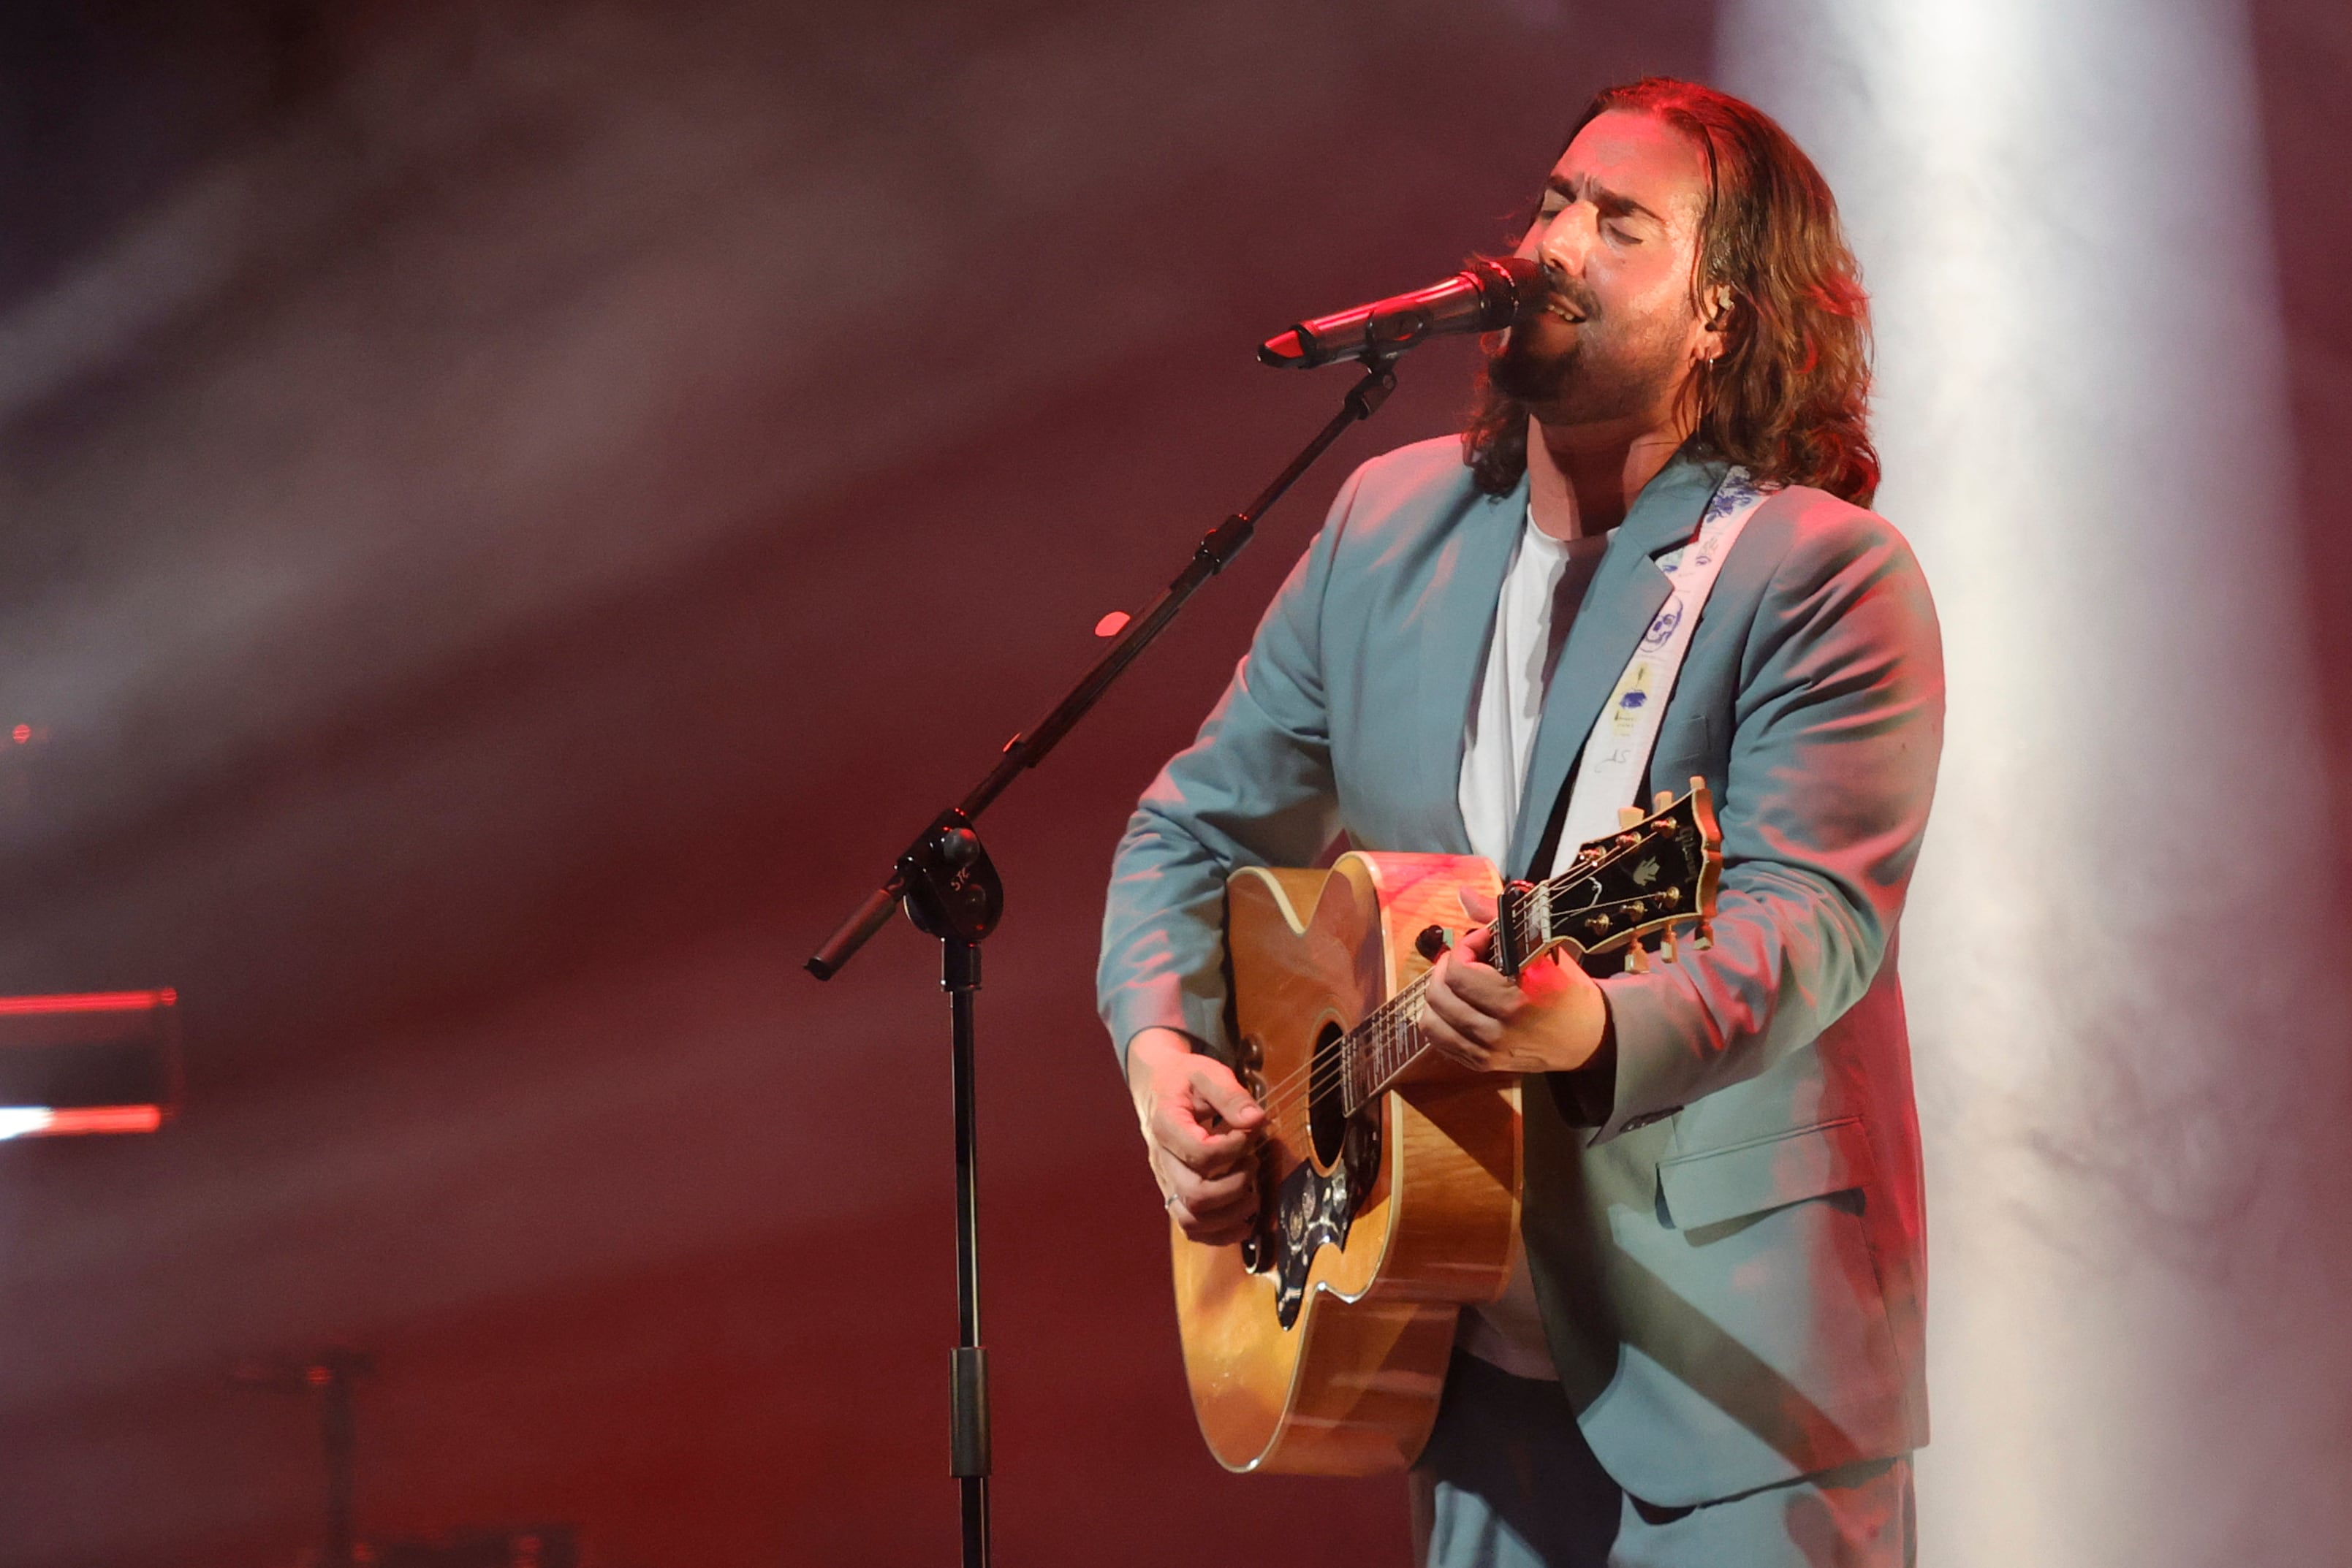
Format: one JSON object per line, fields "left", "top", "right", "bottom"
{"left": 805, "top": 351, "right": 1401, "bottom": 1567}
{"left": 228, "top": 1347, "right": 373, "bottom": 1568}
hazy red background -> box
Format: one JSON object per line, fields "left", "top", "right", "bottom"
{"left": 0, "top": 3, "right": 2342, "bottom": 1566}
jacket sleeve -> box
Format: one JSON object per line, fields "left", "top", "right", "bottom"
{"left": 1095, "top": 468, "right": 1365, "bottom": 1074}
{"left": 1585, "top": 500, "right": 1946, "bottom": 1141}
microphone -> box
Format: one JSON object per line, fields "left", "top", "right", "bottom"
{"left": 1259, "top": 255, "right": 1542, "bottom": 369}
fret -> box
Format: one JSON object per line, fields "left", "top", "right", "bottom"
{"left": 1347, "top": 1014, "right": 1368, "bottom": 1117}
{"left": 1343, "top": 882, "right": 1642, "bottom": 1113}
{"left": 1281, "top": 786, "right": 1715, "bottom": 1235}
{"left": 1343, "top": 978, "right": 1428, "bottom": 1119}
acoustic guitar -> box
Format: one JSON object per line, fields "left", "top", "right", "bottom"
{"left": 1171, "top": 780, "right": 1723, "bottom": 1474}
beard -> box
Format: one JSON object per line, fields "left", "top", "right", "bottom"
{"left": 1486, "top": 289, "right": 1693, "bottom": 428}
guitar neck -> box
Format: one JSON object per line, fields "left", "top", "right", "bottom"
{"left": 1337, "top": 785, "right": 1719, "bottom": 1117}
{"left": 1339, "top": 973, "right": 1441, "bottom": 1118}
{"left": 1333, "top": 883, "right": 1571, "bottom": 1116}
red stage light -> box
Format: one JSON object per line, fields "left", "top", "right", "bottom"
{"left": 0, "top": 988, "right": 178, "bottom": 1016}
{"left": 0, "top": 989, "right": 179, "bottom": 1141}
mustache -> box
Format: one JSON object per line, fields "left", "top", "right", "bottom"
{"left": 1539, "top": 275, "right": 1601, "bottom": 321}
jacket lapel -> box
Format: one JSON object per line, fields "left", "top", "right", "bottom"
{"left": 1504, "top": 454, "right": 1728, "bottom": 876}
{"left": 1410, "top": 482, "right": 1525, "bottom": 855}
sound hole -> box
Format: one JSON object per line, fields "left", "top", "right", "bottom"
{"left": 1308, "top": 1019, "right": 1348, "bottom": 1169}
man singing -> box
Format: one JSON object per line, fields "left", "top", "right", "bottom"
{"left": 1099, "top": 77, "right": 1942, "bottom": 1566}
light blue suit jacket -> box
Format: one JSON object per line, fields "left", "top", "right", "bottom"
{"left": 1099, "top": 437, "right": 1943, "bottom": 1506}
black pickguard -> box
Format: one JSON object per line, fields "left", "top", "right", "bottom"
{"left": 1247, "top": 1111, "right": 1381, "bottom": 1330}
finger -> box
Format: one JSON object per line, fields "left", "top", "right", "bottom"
{"left": 1514, "top": 949, "right": 1577, "bottom": 1002}
{"left": 1416, "top": 1004, "right": 1493, "bottom": 1071}
{"left": 1432, "top": 933, "right": 1519, "bottom": 1010}
{"left": 1159, "top": 1168, "right": 1257, "bottom": 1236}
{"left": 1415, "top": 983, "right": 1493, "bottom": 1062}
{"left": 1162, "top": 1160, "right": 1257, "bottom": 1211}
{"left": 1445, "top": 957, "right": 1523, "bottom": 1016}
{"left": 1427, "top": 944, "right": 1491, "bottom": 997}
{"left": 1186, "top": 1192, "right": 1259, "bottom": 1237}
{"left": 1191, "top": 1062, "right": 1266, "bottom": 1131}
{"left": 1154, "top": 1108, "right": 1256, "bottom": 1175}
{"left": 1154, "top": 1082, "right": 1259, "bottom": 1152}
{"left": 1458, "top": 886, "right": 1498, "bottom": 924}
{"left": 1166, "top": 1104, "right": 1256, "bottom": 1156}
{"left": 1170, "top": 1198, "right": 1256, "bottom": 1247}
{"left": 1425, "top": 974, "right": 1505, "bottom": 1044}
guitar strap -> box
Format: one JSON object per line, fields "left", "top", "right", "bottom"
{"left": 1547, "top": 466, "right": 1775, "bottom": 873}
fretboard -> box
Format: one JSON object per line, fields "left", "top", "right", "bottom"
{"left": 1329, "top": 792, "right": 1710, "bottom": 1118}
{"left": 1336, "top": 896, "right": 1552, "bottom": 1117}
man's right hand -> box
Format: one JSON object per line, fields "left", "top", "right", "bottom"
{"left": 1126, "top": 1026, "right": 1266, "bottom": 1247}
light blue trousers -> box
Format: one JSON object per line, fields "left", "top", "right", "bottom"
{"left": 1410, "top": 1354, "right": 1914, "bottom": 1568}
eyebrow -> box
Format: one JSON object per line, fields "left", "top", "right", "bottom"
{"left": 1545, "top": 172, "right": 1665, "bottom": 225}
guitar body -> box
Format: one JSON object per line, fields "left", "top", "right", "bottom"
{"left": 1164, "top": 784, "right": 1720, "bottom": 1476}
{"left": 1173, "top": 850, "right": 1521, "bottom": 1474}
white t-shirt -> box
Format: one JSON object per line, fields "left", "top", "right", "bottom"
{"left": 1454, "top": 509, "right": 1611, "bottom": 1379}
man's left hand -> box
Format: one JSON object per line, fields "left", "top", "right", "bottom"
{"left": 1419, "top": 887, "right": 1609, "bottom": 1075}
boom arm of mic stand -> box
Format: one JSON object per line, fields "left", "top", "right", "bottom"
{"left": 805, "top": 353, "right": 1398, "bottom": 981}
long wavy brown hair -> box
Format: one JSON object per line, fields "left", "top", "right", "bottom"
{"left": 1464, "top": 78, "right": 1878, "bottom": 506}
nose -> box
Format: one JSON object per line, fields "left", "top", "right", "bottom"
{"left": 1532, "top": 202, "right": 1596, "bottom": 281}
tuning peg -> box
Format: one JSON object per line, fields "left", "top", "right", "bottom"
{"left": 1691, "top": 919, "right": 1714, "bottom": 951}
{"left": 1617, "top": 806, "right": 1645, "bottom": 829}
{"left": 1654, "top": 790, "right": 1674, "bottom": 814}
{"left": 1658, "top": 928, "right": 1677, "bottom": 962}
{"left": 1623, "top": 943, "right": 1650, "bottom": 973}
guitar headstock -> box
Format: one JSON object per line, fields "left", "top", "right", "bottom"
{"left": 1494, "top": 778, "right": 1722, "bottom": 976}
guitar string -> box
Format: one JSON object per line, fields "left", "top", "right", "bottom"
{"left": 1247, "top": 901, "right": 1693, "bottom": 1150}
{"left": 1271, "top": 967, "right": 1440, "bottom": 1124}
{"left": 1243, "top": 948, "right": 1479, "bottom": 1145}
{"left": 1243, "top": 829, "right": 1654, "bottom": 1116}
{"left": 1247, "top": 897, "right": 1528, "bottom": 1119}
{"left": 1256, "top": 926, "right": 1543, "bottom": 1133}
{"left": 1242, "top": 843, "right": 1634, "bottom": 1125}
{"left": 1237, "top": 820, "right": 1703, "bottom": 1133}
{"left": 1240, "top": 826, "right": 1696, "bottom": 1132}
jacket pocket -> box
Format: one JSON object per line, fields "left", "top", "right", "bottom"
{"left": 1587, "top": 1114, "right": 1908, "bottom": 1499}
{"left": 1658, "top": 1117, "right": 1878, "bottom": 1230}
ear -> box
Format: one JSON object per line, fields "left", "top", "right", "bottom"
{"left": 1697, "top": 282, "right": 1737, "bottom": 361}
